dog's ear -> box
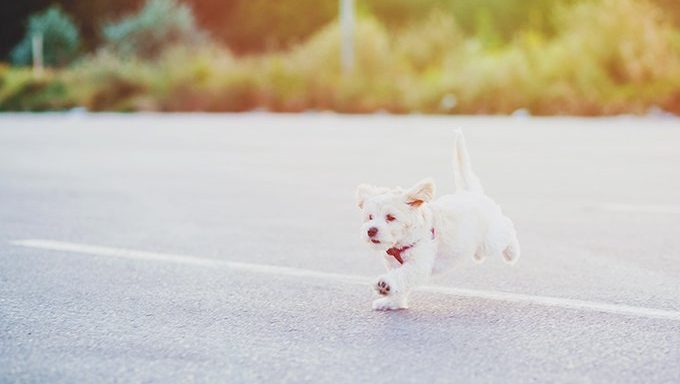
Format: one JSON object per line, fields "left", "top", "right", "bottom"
{"left": 405, "top": 178, "right": 435, "bottom": 207}
{"left": 356, "top": 184, "right": 377, "bottom": 209}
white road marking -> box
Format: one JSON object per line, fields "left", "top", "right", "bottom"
{"left": 11, "top": 239, "right": 680, "bottom": 322}
{"left": 9, "top": 239, "right": 368, "bottom": 284}
{"left": 596, "top": 203, "right": 680, "bottom": 215}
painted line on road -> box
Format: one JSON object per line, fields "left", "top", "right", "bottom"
{"left": 596, "top": 203, "right": 680, "bottom": 215}
{"left": 11, "top": 239, "right": 680, "bottom": 322}
{"left": 10, "top": 239, "right": 368, "bottom": 284}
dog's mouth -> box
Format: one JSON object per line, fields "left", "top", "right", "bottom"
{"left": 371, "top": 239, "right": 381, "bottom": 244}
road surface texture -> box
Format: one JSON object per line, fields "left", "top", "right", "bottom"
{"left": 1, "top": 113, "right": 679, "bottom": 383}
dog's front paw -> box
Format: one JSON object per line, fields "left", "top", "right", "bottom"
{"left": 374, "top": 275, "right": 397, "bottom": 296}
{"left": 376, "top": 279, "right": 391, "bottom": 295}
{"left": 372, "top": 297, "right": 407, "bottom": 311}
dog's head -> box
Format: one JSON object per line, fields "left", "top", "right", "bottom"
{"left": 356, "top": 179, "right": 435, "bottom": 251}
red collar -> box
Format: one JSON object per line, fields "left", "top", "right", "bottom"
{"left": 385, "top": 228, "right": 435, "bottom": 265}
{"left": 385, "top": 245, "right": 411, "bottom": 264}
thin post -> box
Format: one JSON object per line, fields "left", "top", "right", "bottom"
{"left": 339, "top": 0, "right": 355, "bottom": 74}
{"left": 32, "top": 33, "right": 44, "bottom": 77}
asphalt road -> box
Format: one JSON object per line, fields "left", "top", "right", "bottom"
{"left": 1, "top": 113, "right": 679, "bottom": 383}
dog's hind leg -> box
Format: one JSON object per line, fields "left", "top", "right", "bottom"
{"left": 502, "top": 236, "right": 520, "bottom": 265}
{"left": 500, "top": 216, "right": 520, "bottom": 264}
{"left": 483, "top": 216, "right": 519, "bottom": 265}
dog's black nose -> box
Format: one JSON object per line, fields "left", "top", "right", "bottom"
{"left": 367, "top": 227, "right": 378, "bottom": 238}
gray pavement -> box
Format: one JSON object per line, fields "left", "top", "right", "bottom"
{"left": 1, "top": 113, "right": 679, "bottom": 383}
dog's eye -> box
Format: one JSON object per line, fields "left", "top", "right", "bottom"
{"left": 386, "top": 214, "right": 396, "bottom": 222}
{"left": 368, "top": 214, "right": 373, "bottom": 220}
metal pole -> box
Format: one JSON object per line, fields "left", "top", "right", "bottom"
{"left": 340, "top": 0, "right": 355, "bottom": 74}
{"left": 32, "top": 33, "right": 44, "bottom": 77}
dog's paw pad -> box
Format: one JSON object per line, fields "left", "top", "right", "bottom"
{"left": 376, "top": 279, "right": 391, "bottom": 295}
{"left": 473, "top": 249, "right": 486, "bottom": 264}
{"left": 502, "top": 245, "right": 520, "bottom": 265}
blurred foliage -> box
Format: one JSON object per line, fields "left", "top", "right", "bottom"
{"left": 65, "top": 0, "right": 144, "bottom": 51}
{"left": 1, "top": 1, "right": 50, "bottom": 60}
{"left": 101, "top": 0, "right": 207, "bottom": 59}
{"left": 190, "top": 0, "right": 338, "bottom": 53}
{"left": 1, "top": 0, "right": 141, "bottom": 59}
{"left": 3, "top": 0, "right": 680, "bottom": 58}
{"left": 394, "top": 11, "right": 465, "bottom": 72}
{"left": 0, "top": 66, "right": 76, "bottom": 111}
{"left": 457, "top": 0, "right": 680, "bottom": 114}
{"left": 0, "top": 0, "right": 679, "bottom": 115}
{"left": 10, "top": 6, "right": 81, "bottom": 67}
{"left": 367, "top": 0, "right": 563, "bottom": 40}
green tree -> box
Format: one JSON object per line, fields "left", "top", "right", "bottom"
{"left": 10, "top": 6, "right": 81, "bottom": 67}
{"left": 102, "top": 0, "right": 207, "bottom": 59}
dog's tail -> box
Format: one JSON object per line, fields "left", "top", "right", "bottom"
{"left": 452, "top": 130, "right": 484, "bottom": 193}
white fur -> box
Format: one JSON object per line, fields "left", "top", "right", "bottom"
{"left": 356, "top": 130, "right": 520, "bottom": 310}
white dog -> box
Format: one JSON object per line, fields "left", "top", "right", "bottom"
{"left": 356, "top": 131, "right": 520, "bottom": 310}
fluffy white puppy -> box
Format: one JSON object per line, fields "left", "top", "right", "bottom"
{"left": 356, "top": 131, "right": 519, "bottom": 310}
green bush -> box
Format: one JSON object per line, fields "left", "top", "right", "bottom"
{"left": 155, "top": 47, "right": 261, "bottom": 111}
{"left": 556, "top": 0, "right": 680, "bottom": 85}
{"left": 368, "top": 0, "right": 566, "bottom": 40}
{"left": 101, "top": 0, "right": 206, "bottom": 59}
{"left": 292, "top": 18, "right": 392, "bottom": 76}
{"left": 10, "top": 6, "right": 81, "bottom": 67}
{"left": 64, "top": 51, "right": 156, "bottom": 111}
{"left": 426, "top": 0, "right": 680, "bottom": 115}
{"left": 0, "top": 68, "right": 76, "bottom": 111}
{"left": 394, "top": 10, "right": 465, "bottom": 72}
{"left": 539, "top": 0, "right": 680, "bottom": 113}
